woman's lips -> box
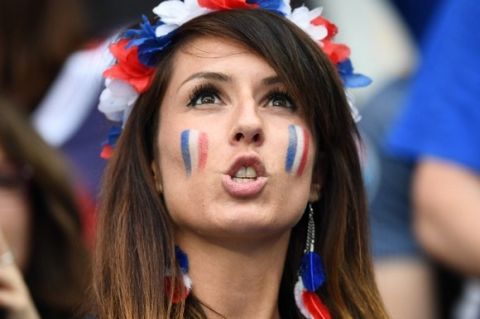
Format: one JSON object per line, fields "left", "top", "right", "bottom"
{"left": 221, "top": 175, "right": 268, "bottom": 198}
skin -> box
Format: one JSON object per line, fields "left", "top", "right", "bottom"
{"left": 375, "top": 259, "right": 437, "bottom": 319}
{"left": 0, "top": 146, "right": 38, "bottom": 319}
{"left": 0, "top": 147, "right": 31, "bottom": 271}
{"left": 153, "top": 36, "right": 319, "bottom": 318}
{"left": 413, "top": 158, "right": 480, "bottom": 275}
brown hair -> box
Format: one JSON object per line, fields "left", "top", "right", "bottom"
{"left": 95, "top": 9, "right": 388, "bottom": 318}
{"left": 0, "top": 100, "right": 91, "bottom": 319}
{"left": 0, "top": 0, "right": 86, "bottom": 113}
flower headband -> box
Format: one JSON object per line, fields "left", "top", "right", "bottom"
{"left": 98, "top": 0, "right": 371, "bottom": 159}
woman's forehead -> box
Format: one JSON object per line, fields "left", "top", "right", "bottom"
{"left": 179, "top": 36, "right": 251, "bottom": 58}
{"left": 169, "top": 36, "right": 281, "bottom": 85}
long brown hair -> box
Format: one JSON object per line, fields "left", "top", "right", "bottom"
{"left": 0, "top": 100, "right": 91, "bottom": 319}
{"left": 0, "top": 0, "right": 86, "bottom": 113}
{"left": 95, "top": 9, "right": 388, "bottom": 318}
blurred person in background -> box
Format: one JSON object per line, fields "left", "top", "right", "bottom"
{"left": 359, "top": 78, "right": 439, "bottom": 319}
{"left": 352, "top": 0, "right": 474, "bottom": 318}
{"left": 0, "top": 0, "right": 86, "bottom": 114}
{"left": 387, "top": 0, "right": 480, "bottom": 318}
{"left": 0, "top": 0, "right": 110, "bottom": 200}
{"left": 0, "top": 101, "right": 91, "bottom": 319}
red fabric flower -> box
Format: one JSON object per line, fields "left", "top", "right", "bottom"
{"left": 322, "top": 40, "right": 350, "bottom": 65}
{"left": 100, "top": 144, "right": 114, "bottom": 159}
{"left": 103, "top": 39, "right": 155, "bottom": 93}
{"left": 311, "top": 16, "right": 337, "bottom": 40}
{"left": 198, "top": 0, "right": 257, "bottom": 10}
{"left": 310, "top": 16, "right": 350, "bottom": 65}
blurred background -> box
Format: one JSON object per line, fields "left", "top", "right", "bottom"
{"left": 84, "top": 0, "right": 153, "bottom": 37}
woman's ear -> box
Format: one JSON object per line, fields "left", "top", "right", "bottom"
{"left": 309, "top": 183, "right": 321, "bottom": 202}
{"left": 151, "top": 162, "right": 163, "bottom": 194}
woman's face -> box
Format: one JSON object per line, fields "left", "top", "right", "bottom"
{"left": 0, "top": 146, "right": 31, "bottom": 270}
{"left": 155, "top": 36, "right": 318, "bottom": 241}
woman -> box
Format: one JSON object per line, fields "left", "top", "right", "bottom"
{"left": 0, "top": 101, "right": 91, "bottom": 319}
{"left": 95, "top": 0, "right": 388, "bottom": 318}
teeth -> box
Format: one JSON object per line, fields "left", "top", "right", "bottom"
{"left": 245, "top": 166, "right": 257, "bottom": 178}
{"left": 233, "top": 166, "right": 257, "bottom": 179}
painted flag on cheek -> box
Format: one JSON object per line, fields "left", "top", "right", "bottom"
{"left": 285, "top": 124, "right": 310, "bottom": 176}
{"left": 181, "top": 129, "right": 208, "bottom": 176}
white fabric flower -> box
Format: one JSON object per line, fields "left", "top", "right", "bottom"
{"left": 277, "top": 0, "right": 292, "bottom": 16}
{"left": 153, "top": 0, "right": 211, "bottom": 31}
{"left": 98, "top": 79, "right": 139, "bottom": 122}
{"left": 155, "top": 24, "right": 178, "bottom": 38}
{"left": 288, "top": 6, "right": 327, "bottom": 42}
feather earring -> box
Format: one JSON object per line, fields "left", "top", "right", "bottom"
{"left": 165, "top": 246, "right": 192, "bottom": 304}
{"left": 294, "top": 203, "right": 331, "bottom": 319}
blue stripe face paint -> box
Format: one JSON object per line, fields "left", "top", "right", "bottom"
{"left": 181, "top": 130, "right": 192, "bottom": 175}
{"left": 285, "top": 124, "right": 298, "bottom": 173}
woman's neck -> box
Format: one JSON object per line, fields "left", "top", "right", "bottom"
{"left": 176, "top": 231, "right": 291, "bottom": 319}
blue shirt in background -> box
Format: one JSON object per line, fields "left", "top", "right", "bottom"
{"left": 388, "top": 0, "right": 480, "bottom": 173}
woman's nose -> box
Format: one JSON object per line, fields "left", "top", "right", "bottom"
{"left": 229, "top": 99, "right": 264, "bottom": 146}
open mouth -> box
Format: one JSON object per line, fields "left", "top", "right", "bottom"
{"left": 222, "top": 154, "right": 268, "bottom": 197}
{"left": 226, "top": 155, "right": 266, "bottom": 180}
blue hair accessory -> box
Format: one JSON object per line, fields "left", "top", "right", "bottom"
{"left": 337, "top": 59, "right": 372, "bottom": 88}
{"left": 124, "top": 15, "right": 173, "bottom": 67}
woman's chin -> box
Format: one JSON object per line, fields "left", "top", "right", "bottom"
{"left": 179, "top": 215, "right": 296, "bottom": 244}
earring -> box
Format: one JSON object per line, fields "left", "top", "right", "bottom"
{"left": 165, "top": 246, "right": 192, "bottom": 304}
{"left": 294, "top": 203, "right": 331, "bottom": 319}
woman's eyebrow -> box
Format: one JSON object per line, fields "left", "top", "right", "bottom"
{"left": 262, "top": 75, "right": 283, "bottom": 86}
{"left": 180, "top": 72, "right": 231, "bottom": 88}
{"left": 178, "top": 73, "right": 284, "bottom": 91}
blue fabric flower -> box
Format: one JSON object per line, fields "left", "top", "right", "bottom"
{"left": 102, "top": 125, "right": 122, "bottom": 148}
{"left": 124, "top": 16, "right": 174, "bottom": 67}
{"left": 254, "top": 0, "right": 286, "bottom": 15}
{"left": 337, "top": 59, "right": 372, "bottom": 88}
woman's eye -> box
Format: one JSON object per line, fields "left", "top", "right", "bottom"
{"left": 187, "top": 87, "right": 221, "bottom": 107}
{"left": 192, "top": 93, "right": 219, "bottom": 105}
{"left": 268, "top": 92, "right": 294, "bottom": 109}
